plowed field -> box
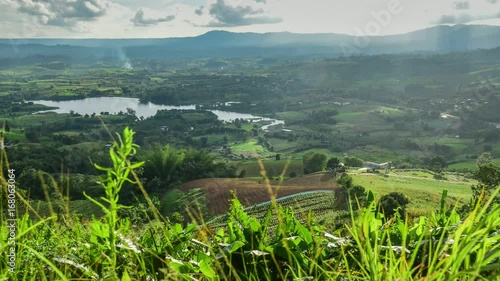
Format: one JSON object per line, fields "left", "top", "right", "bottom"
{"left": 177, "top": 173, "right": 342, "bottom": 215}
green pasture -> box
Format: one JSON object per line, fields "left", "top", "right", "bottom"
{"left": 448, "top": 158, "right": 500, "bottom": 171}
{"left": 231, "top": 140, "right": 264, "bottom": 153}
{"left": 234, "top": 159, "right": 304, "bottom": 177}
{"left": 3, "top": 130, "right": 27, "bottom": 142}
{"left": 350, "top": 172, "right": 472, "bottom": 215}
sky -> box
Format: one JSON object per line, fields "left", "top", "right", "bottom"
{"left": 0, "top": 0, "right": 500, "bottom": 38}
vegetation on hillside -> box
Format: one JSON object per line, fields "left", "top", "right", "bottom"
{"left": 1, "top": 39, "right": 500, "bottom": 280}
{"left": 1, "top": 128, "right": 499, "bottom": 280}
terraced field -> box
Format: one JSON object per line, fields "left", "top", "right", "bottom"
{"left": 206, "top": 190, "right": 346, "bottom": 231}
{"left": 176, "top": 173, "right": 341, "bottom": 216}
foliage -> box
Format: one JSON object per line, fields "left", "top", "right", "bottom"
{"left": 344, "top": 156, "right": 364, "bottom": 168}
{"left": 337, "top": 173, "right": 367, "bottom": 210}
{"left": 477, "top": 152, "right": 493, "bottom": 168}
{"left": 161, "top": 188, "right": 209, "bottom": 224}
{"left": 140, "top": 144, "right": 236, "bottom": 192}
{"left": 302, "top": 151, "right": 327, "bottom": 174}
{"left": 2, "top": 127, "right": 500, "bottom": 280}
{"left": 207, "top": 191, "right": 340, "bottom": 232}
{"left": 427, "top": 155, "right": 447, "bottom": 173}
{"left": 471, "top": 163, "right": 500, "bottom": 208}
{"left": 118, "top": 194, "right": 162, "bottom": 224}
{"left": 83, "top": 127, "right": 145, "bottom": 279}
{"left": 326, "top": 156, "right": 341, "bottom": 170}
{"left": 378, "top": 192, "right": 410, "bottom": 218}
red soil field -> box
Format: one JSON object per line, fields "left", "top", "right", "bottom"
{"left": 177, "top": 173, "right": 342, "bottom": 215}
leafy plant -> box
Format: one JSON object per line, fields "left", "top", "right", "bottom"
{"left": 2, "top": 127, "right": 500, "bottom": 280}
{"left": 83, "top": 127, "right": 145, "bottom": 279}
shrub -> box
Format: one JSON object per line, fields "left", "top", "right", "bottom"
{"left": 378, "top": 191, "right": 410, "bottom": 218}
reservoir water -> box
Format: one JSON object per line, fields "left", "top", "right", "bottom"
{"left": 29, "top": 97, "right": 284, "bottom": 129}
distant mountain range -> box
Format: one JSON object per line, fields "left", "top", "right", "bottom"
{"left": 1, "top": 25, "right": 500, "bottom": 61}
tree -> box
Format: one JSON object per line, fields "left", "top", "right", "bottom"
{"left": 234, "top": 118, "right": 242, "bottom": 129}
{"left": 141, "top": 144, "right": 186, "bottom": 192}
{"left": 476, "top": 152, "right": 493, "bottom": 168}
{"left": 378, "top": 192, "right": 410, "bottom": 218}
{"left": 19, "top": 169, "right": 57, "bottom": 200}
{"left": 474, "top": 163, "right": 500, "bottom": 188}
{"left": 200, "top": 136, "right": 208, "bottom": 147}
{"left": 326, "top": 157, "right": 341, "bottom": 170}
{"left": 303, "top": 152, "right": 327, "bottom": 174}
{"left": 141, "top": 145, "right": 236, "bottom": 192}
{"left": 344, "top": 156, "right": 363, "bottom": 168}
{"left": 238, "top": 170, "right": 247, "bottom": 178}
{"left": 25, "top": 129, "right": 39, "bottom": 143}
{"left": 428, "top": 155, "right": 446, "bottom": 173}
{"left": 126, "top": 107, "right": 136, "bottom": 116}
{"left": 337, "top": 173, "right": 367, "bottom": 209}
{"left": 471, "top": 163, "right": 500, "bottom": 206}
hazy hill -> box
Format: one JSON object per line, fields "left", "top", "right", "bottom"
{"left": 1, "top": 25, "right": 500, "bottom": 61}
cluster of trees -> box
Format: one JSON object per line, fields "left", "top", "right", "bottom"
{"left": 344, "top": 156, "right": 364, "bottom": 168}
{"left": 139, "top": 74, "right": 284, "bottom": 106}
{"left": 5, "top": 139, "right": 236, "bottom": 202}
{"left": 139, "top": 144, "right": 236, "bottom": 194}
{"left": 302, "top": 110, "right": 338, "bottom": 125}
{"left": 302, "top": 152, "right": 365, "bottom": 174}
{"left": 470, "top": 156, "right": 500, "bottom": 208}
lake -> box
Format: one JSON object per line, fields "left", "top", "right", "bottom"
{"left": 29, "top": 97, "right": 285, "bottom": 129}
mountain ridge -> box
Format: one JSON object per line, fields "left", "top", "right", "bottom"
{"left": 1, "top": 25, "right": 500, "bottom": 59}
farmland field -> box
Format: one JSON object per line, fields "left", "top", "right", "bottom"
{"left": 230, "top": 140, "right": 265, "bottom": 156}
{"left": 206, "top": 190, "right": 345, "bottom": 231}
{"left": 350, "top": 171, "right": 473, "bottom": 215}
{"left": 175, "top": 173, "right": 341, "bottom": 216}
{"left": 233, "top": 159, "right": 304, "bottom": 177}
{"left": 3, "top": 13, "right": 500, "bottom": 281}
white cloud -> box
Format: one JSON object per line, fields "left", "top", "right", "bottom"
{"left": 17, "top": 0, "right": 109, "bottom": 28}
{"left": 204, "top": 0, "right": 281, "bottom": 27}
{"left": 0, "top": 0, "right": 500, "bottom": 38}
{"left": 131, "top": 9, "right": 175, "bottom": 27}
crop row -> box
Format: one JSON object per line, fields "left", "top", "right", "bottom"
{"left": 206, "top": 191, "right": 341, "bottom": 230}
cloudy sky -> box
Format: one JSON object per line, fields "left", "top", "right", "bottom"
{"left": 0, "top": 0, "right": 499, "bottom": 38}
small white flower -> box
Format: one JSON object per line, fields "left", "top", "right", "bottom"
{"left": 324, "top": 232, "right": 350, "bottom": 246}
{"left": 54, "top": 257, "right": 98, "bottom": 279}
{"left": 381, "top": 245, "right": 410, "bottom": 254}
{"left": 245, "top": 250, "right": 269, "bottom": 256}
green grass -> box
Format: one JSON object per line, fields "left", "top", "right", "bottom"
{"left": 54, "top": 131, "right": 83, "bottom": 136}
{"left": 350, "top": 172, "right": 472, "bottom": 215}
{"left": 234, "top": 159, "right": 304, "bottom": 177}
{"left": 59, "top": 142, "right": 104, "bottom": 151}
{"left": 2, "top": 127, "right": 500, "bottom": 280}
{"left": 3, "top": 130, "right": 27, "bottom": 142}
{"left": 275, "top": 111, "right": 308, "bottom": 122}
{"left": 267, "top": 138, "right": 300, "bottom": 153}
{"left": 336, "top": 111, "right": 371, "bottom": 123}
{"left": 448, "top": 158, "right": 500, "bottom": 171}
{"left": 448, "top": 161, "right": 479, "bottom": 171}
{"left": 231, "top": 140, "right": 264, "bottom": 153}
{"left": 26, "top": 200, "right": 104, "bottom": 218}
